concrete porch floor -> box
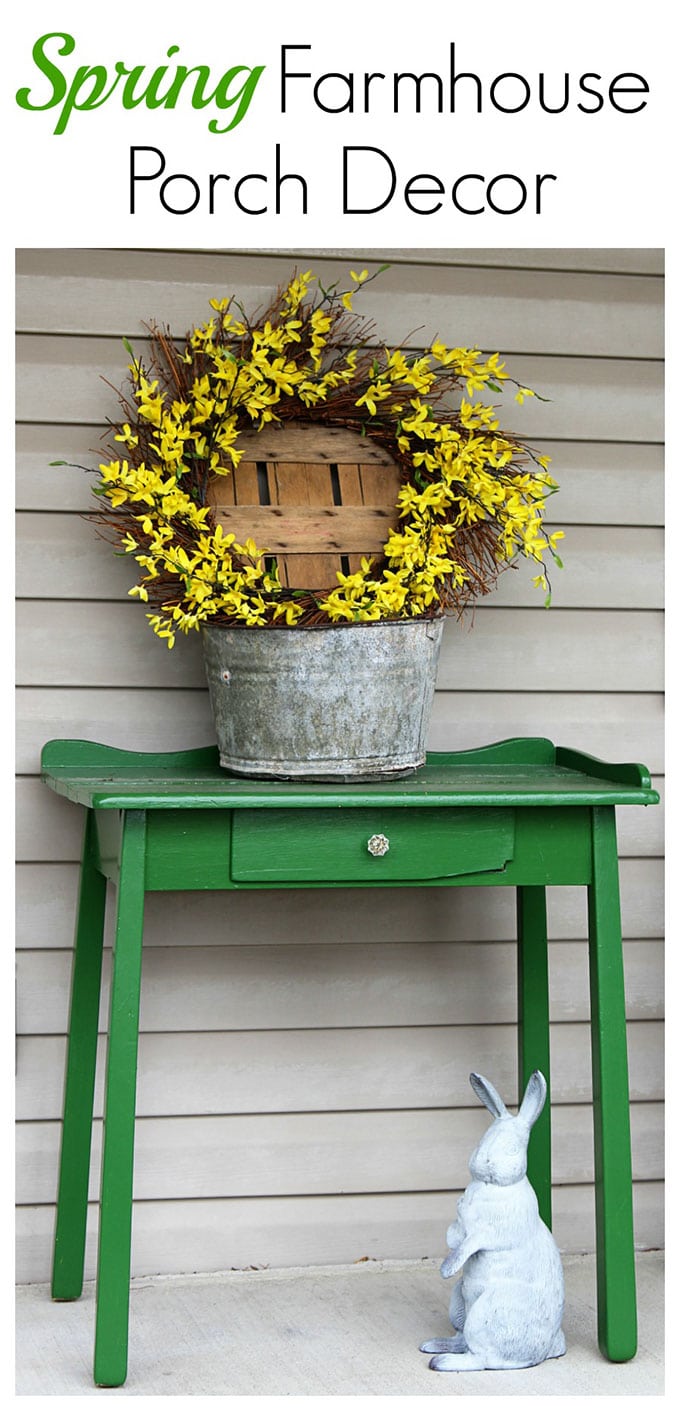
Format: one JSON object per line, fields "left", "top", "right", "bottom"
{"left": 16, "top": 1251, "right": 664, "bottom": 1396}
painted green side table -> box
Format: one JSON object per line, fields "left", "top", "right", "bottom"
{"left": 41, "top": 736, "right": 659, "bottom": 1387}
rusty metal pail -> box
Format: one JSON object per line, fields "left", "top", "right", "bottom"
{"left": 202, "top": 618, "right": 444, "bottom": 780}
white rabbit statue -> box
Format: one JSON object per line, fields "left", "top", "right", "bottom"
{"left": 420, "top": 1070, "right": 566, "bottom": 1372}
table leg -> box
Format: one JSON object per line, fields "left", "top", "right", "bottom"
{"left": 93, "top": 810, "right": 147, "bottom": 1388}
{"left": 52, "top": 810, "right": 107, "bottom": 1300}
{"left": 588, "top": 806, "right": 637, "bottom": 1362}
{"left": 516, "top": 885, "right": 552, "bottom": 1228}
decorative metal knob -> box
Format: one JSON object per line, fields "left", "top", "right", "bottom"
{"left": 367, "top": 833, "right": 390, "bottom": 857}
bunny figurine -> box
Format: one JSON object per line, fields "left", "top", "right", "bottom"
{"left": 420, "top": 1070, "right": 566, "bottom": 1372}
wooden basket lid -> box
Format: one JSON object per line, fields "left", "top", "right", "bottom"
{"left": 207, "top": 422, "right": 402, "bottom": 590}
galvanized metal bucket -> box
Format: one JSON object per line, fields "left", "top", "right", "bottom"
{"left": 202, "top": 618, "right": 444, "bottom": 780}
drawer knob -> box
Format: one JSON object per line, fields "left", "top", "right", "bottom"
{"left": 367, "top": 833, "right": 390, "bottom": 857}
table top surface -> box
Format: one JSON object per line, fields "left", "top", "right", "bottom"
{"left": 40, "top": 738, "right": 660, "bottom": 810}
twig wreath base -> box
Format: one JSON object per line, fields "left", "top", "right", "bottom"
{"left": 81, "top": 267, "right": 563, "bottom": 648}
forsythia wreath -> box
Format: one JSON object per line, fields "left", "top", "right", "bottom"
{"left": 83, "top": 266, "right": 563, "bottom": 647}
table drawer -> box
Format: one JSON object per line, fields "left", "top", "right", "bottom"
{"left": 231, "top": 807, "right": 515, "bottom": 883}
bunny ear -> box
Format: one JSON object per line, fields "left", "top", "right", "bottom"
{"left": 518, "top": 1070, "right": 547, "bottom": 1128}
{"left": 470, "top": 1072, "right": 508, "bottom": 1118}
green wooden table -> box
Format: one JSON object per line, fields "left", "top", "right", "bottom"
{"left": 41, "top": 736, "right": 659, "bottom": 1387}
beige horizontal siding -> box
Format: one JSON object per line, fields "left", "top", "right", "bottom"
{"left": 15, "top": 939, "right": 664, "bottom": 1035}
{"left": 15, "top": 687, "right": 665, "bottom": 775}
{"left": 15, "top": 248, "right": 664, "bottom": 356}
{"left": 15, "top": 602, "right": 665, "bottom": 692}
{"left": 16, "top": 1022, "right": 663, "bottom": 1122}
{"left": 14, "top": 858, "right": 665, "bottom": 949}
{"left": 15, "top": 246, "right": 664, "bottom": 1284}
{"left": 17, "top": 1102, "right": 664, "bottom": 1205}
{"left": 15, "top": 1182, "right": 665, "bottom": 1286}
{"left": 215, "top": 248, "right": 665, "bottom": 274}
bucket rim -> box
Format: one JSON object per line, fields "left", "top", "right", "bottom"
{"left": 202, "top": 614, "right": 445, "bottom": 636}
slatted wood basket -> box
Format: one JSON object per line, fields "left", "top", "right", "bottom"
{"left": 207, "top": 421, "right": 402, "bottom": 589}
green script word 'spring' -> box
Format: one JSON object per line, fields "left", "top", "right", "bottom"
{"left": 15, "top": 32, "right": 265, "bottom": 135}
